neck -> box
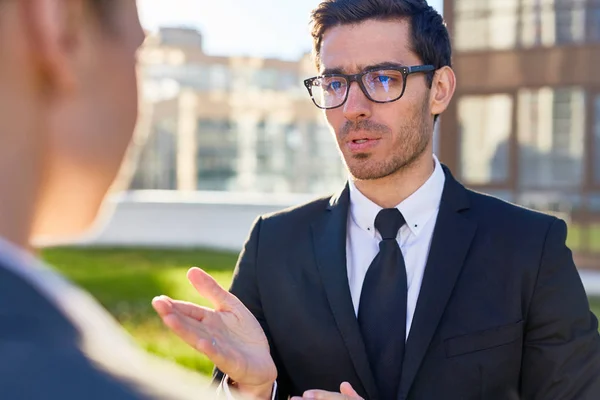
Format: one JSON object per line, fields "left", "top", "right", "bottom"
{"left": 353, "top": 151, "right": 436, "bottom": 209}
{"left": 0, "top": 149, "right": 40, "bottom": 253}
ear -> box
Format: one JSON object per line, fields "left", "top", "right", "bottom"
{"left": 429, "top": 66, "right": 456, "bottom": 117}
{"left": 19, "top": 0, "right": 89, "bottom": 96}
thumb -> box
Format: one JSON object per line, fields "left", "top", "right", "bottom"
{"left": 187, "top": 267, "right": 239, "bottom": 311}
{"left": 340, "top": 382, "right": 361, "bottom": 399}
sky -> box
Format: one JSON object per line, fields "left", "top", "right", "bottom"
{"left": 138, "top": 0, "right": 444, "bottom": 60}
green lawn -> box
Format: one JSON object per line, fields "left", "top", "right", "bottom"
{"left": 41, "top": 247, "right": 600, "bottom": 377}
{"left": 566, "top": 224, "right": 600, "bottom": 253}
{"left": 42, "top": 247, "right": 239, "bottom": 376}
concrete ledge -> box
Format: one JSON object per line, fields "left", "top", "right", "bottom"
{"left": 580, "top": 270, "right": 600, "bottom": 297}
{"left": 76, "top": 190, "right": 320, "bottom": 251}
{"left": 70, "top": 190, "right": 600, "bottom": 297}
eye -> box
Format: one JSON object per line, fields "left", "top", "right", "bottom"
{"left": 320, "top": 77, "right": 346, "bottom": 93}
{"left": 328, "top": 81, "right": 343, "bottom": 90}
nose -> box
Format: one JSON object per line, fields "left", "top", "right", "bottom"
{"left": 342, "top": 81, "right": 372, "bottom": 122}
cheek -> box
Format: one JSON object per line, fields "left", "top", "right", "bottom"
{"left": 118, "top": 52, "right": 139, "bottom": 129}
{"left": 106, "top": 52, "right": 139, "bottom": 154}
{"left": 325, "top": 110, "right": 344, "bottom": 137}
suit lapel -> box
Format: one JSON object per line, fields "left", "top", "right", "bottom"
{"left": 311, "top": 185, "right": 379, "bottom": 400}
{"left": 399, "top": 167, "right": 477, "bottom": 399}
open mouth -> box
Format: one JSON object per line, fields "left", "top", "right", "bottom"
{"left": 348, "top": 138, "right": 380, "bottom": 152}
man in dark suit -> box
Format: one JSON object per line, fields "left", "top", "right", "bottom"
{"left": 0, "top": 1, "right": 221, "bottom": 398}
{"left": 152, "top": 0, "right": 600, "bottom": 399}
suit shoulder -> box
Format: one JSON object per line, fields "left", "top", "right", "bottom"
{"left": 259, "top": 193, "right": 333, "bottom": 225}
{"left": 466, "top": 189, "right": 559, "bottom": 228}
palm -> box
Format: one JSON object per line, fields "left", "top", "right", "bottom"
{"left": 205, "top": 303, "right": 274, "bottom": 384}
{"left": 152, "top": 268, "right": 276, "bottom": 387}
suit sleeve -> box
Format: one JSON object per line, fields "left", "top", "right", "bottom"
{"left": 212, "top": 217, "right": 292, "bottom": 399}
{"left": 521, "top": 218, "right": 600, "bottom": 399}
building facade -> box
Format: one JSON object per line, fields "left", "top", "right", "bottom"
{"left": 440, "top": 0, "right": 600, "bottom": 265}
{"left": 130, "top": 27, "right": 346, "bottom": 195}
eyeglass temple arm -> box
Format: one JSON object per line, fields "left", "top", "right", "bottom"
{"left": 407, "top": 65, "right": 436, "bottom": 73}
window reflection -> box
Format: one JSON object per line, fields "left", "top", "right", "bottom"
{"left": 459, "top": 94, "right": 513, "bottom": 184}
{"left": 518, "top": 87, "right": 585, "bottom": 188}
{"left": 454, "top": 0, "right": 589, "bottom": 51}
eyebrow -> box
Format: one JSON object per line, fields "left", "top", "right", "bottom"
{"left": 321, "top": 61, "right": 406, "bottom": 75}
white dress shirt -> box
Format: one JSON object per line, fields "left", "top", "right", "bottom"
{"left": 347, "top": 155, "right": 445, "bottom": 338}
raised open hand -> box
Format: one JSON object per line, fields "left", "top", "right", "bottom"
{"left": 152, "top": 267, "right": 276, "bottom": 399}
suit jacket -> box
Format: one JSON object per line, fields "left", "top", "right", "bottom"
{"left": 221, "top": 166, "right": 600, "bottom": 400}
{"left": 0, "top": 259, "right": 219, "bottom": 399}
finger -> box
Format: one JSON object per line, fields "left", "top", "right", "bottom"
{"left": 187, "top": 267, "right": 240, "bottom": 311}
{"left": 153, "top": 295, "right": 216, "bottom": 323}
{"left": 169, "top": 299, "right": 214, "bottom": 322}
{"left": 303, "top": 389, "right": 343, "bottom": 399}
{"left": 340, "top": 382, "right": 361, "bottom": 399}
{"left": 151, "top": 295, "right": 173, "bottom": 317}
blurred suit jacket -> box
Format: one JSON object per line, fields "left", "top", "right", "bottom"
{"left": 219, "top": 165, "right": 600, "bottom": 400}
{"left": 0, "top": 241, "right": 219, "bottom": 400}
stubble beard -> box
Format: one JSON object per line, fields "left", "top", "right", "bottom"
{"left": 341, "top": 104, "right": 431, "bottom": 181}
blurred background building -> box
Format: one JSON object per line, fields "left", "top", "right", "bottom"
{"left": 438, "top": 0, "right": 600, "bottom": 267}
{"left": 50, "top": 1, "right": 599, "bottom": 373}
{"left": 99, "top": 0, "right": 600, "bottom": 268}
{"left": 130, "top": 27, "right": 345, "bottom": 195}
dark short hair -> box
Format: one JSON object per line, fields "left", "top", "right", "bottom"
{"left": 310, "top": 0, "right": 452, "bottom": 87}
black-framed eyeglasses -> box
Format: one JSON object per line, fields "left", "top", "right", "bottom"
{"left": 303, "top": 65, "right": 435, "bottom": 110}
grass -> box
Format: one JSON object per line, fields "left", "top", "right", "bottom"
{"left": 41, "top": 247, "right": 600, "bottom": 377}
{"left": 42, "top": 247, "right": 239, "bottom": 376}
{"left": 591, "top": 298, "right": 600, "bottom": 316}
{"left": 566, "top": 224, "right": 600, "bottom": 253}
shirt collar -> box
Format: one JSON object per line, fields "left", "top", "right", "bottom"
{"left": 0, "top": 236, "right": 42, "bottom": 273}
{"left": 348, "top": 155, "right": 446, "bottom": 239}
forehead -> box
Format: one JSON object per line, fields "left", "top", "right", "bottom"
{"left": 319, "top": 19, "right": 417, "bottom": 74}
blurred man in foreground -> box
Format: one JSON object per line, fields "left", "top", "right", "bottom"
{"left": 0, "top": 1, "right": 222, "bottom": 398}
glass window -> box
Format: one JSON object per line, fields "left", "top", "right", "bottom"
{"left": 590, "top": 193, "right": 600, "bottom": 212}
{"left": 454, "top": 0, "right": 519, "bottom": 50}
{"left": 196, "top": 119, "right": 238, "bottom": 191}
{"left": 458, "top": 94, "right": 513, "bottom": 184}
{"left": 253, "top": 69, "right": 279, "bottom": 90}
{"left": 518, "top": 87, "right": 585, "bottom": 188}
{"left": 210, "top": 65, "right": 231, "bottom": 91}
{"left": 520, "top": 0, "right": 556, "bottom": 47}
{"left": 554, "top": 0, "right": 586, "bottom": 44}
{"left": 454, "top": 0, "right": 488, "bottom": 51}
{"left": 279, "top": 71, "right": 298, "bottom": 91}
{"left": 488, "top": 0, "right": 519, "bottom": 49}
{"left": 588, "top": 1, "right": 600, "bottom": 43}
{"left": 455, "top": 0, "right": 589, "bottom": 50}
{"left": 130, "top": 119, "right": 178, "bottom": 190}
{"left": 145, "top": 64, "right": 210, "bottom": 90}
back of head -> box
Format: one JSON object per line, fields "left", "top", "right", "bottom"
{"left": 0, "top": 0, "right": 145, "bottom": 247}
{"left": 310, "top": 0, "right": 452, "bottom": 87}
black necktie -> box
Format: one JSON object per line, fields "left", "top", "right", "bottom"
{"left": 358, "top": 208, "right": 407, "bottom": 400}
